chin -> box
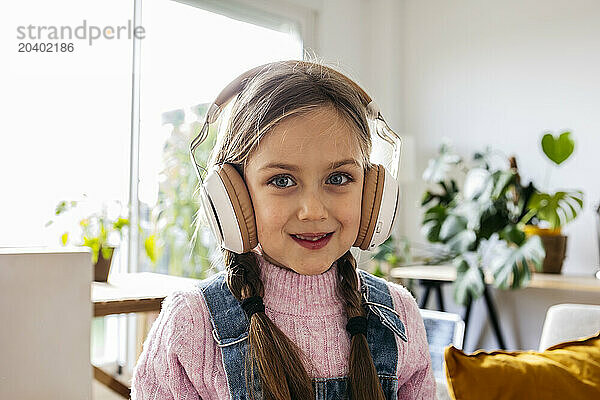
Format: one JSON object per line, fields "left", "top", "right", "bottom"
{"left": 297, "top": 267, "right": 330, "bottom": 276}
{"left": 295, "top": 260, "right": 335, "bottom": 275}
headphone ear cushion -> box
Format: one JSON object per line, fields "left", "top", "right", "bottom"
{"left": 216, "top": 164, "right": 258, "bottom": 253}
{"left": 354, "top": 164, "right": 385, "bottom": 250}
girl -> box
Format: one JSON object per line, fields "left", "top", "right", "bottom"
{"left": 131, "top": 60, "right": 435, "bottom": 399}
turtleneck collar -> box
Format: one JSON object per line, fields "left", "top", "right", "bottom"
{"left": 251, "top": 244, "right": 353, "bottom": 317}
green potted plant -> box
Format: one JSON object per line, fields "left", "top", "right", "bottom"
{"left": 421, "top": 143, "right": 545, "bottom": 305}
{"left": 518, "top": 131, "right": 584, "bottom": 273}
{"left": 45, "top": 195, "right": 158, "bottom": 282}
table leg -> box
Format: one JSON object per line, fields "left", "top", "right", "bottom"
{"left": 418, "top": 280, "right": 432, "bottom": 309}
{"left": 463, "top": 295, "right": 472, "bottom": 342}
{"left": 419, "top": 280, "right": 447, "bottom": 312}
{"left": 435, "top": 283, "right": 445, "bottom": 312}
{"left": 482, "top": 284, "right": 506, "bottom": 349}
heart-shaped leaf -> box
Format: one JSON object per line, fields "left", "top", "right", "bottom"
{"left": 541, "top": 131, "right": 574, "bottom": 165}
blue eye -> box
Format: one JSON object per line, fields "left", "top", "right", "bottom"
{"left": 268, "top": 175, "right": 295, "bottom": 188}
{"left": 327, "top": 173, "right": 353, "bottom": 185}
{"left": 267, "top": 173, "right": 353, "bottom": 189}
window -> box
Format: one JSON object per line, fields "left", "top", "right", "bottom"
{"left": 4, "top": 0, "right": 135, "bottom": 373}
{"left": 2, "top": 0, "right": 132, "bottom": 266}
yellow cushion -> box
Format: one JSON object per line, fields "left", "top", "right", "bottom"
{"left": 444, "top": 331, "right": 600, "bottom": 400}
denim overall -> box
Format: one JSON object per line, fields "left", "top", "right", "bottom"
{"left": 198, "top": 269, "right": 408, "bottom": 400}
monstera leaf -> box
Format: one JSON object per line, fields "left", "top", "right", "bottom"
{"left": 482, "top": 233, "right": 545, "bottom": 290}
{"left": 438, "top": 215, "right": 474, "bottom": 253}
{"left": 452, "top": 233, "right": 545, "bottom": 305}
{"left": 525, "top": 191, "right": 584, "bottom": 230}
{"left": 421, "top": 180, "right": 459, "bottom": 208}
{"left": 453, "top": 252, "right": 485, "bottom": 306}
{"left": 422, "top": 205, "right": 449, "bottom": 243}
{"left": 423, "top": 143, "right": 461, "bottom": 183}
{"left": 446, "top": 229, "right": 477, "bottom": 254}
{"left": 472, "top": 147, "right": 510, "bottom": 172}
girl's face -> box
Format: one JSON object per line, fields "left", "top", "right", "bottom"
{"left": 244, "top": 106, "right": 365, "bottom": 275}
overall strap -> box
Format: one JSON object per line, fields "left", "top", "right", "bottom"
{"left": 357, "top": 270, "right": 408, "bottom": 376}
{"left": 197, "top": 272, "right": 261, "bottom": 400}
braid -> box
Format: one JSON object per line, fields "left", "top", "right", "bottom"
{"left": 336, "top": 250, "right": 386, "bottom": 400}
{"left": 223, "top": 249, "right": 314, "bottom": 400}
{"left": 226, "top": 251, "right": 264, "bottom": 299}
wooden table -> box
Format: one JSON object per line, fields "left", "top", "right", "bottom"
{"left": 92, "top": 272, "right": 200, "bottom": 398}
{"left": 390, "top": 265, "right": 600, "bottom": 349}
{"left": 390, "top": 265, "right": 600, "bottom": 292}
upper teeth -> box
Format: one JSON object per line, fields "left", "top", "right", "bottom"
{"left": 295, "top": 234, "right": 327, "bottom": 241}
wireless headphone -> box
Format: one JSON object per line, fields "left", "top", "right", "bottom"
{"left": 190, "top": 61, "right": 402, "bottom": 254}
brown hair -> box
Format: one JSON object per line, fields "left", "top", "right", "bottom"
{"left": 208, "top": 60, "right": 385, "bottom": 400}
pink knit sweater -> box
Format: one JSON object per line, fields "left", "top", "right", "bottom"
{"left": 131, "top": 248, "right": 436, "bottom": 399}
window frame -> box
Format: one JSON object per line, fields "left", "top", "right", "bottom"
{"left": 172, "top": 0, "right": 318, "bottom": 52}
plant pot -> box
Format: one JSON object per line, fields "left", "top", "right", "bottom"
{"left": 94, "top": 246, "right": 115, "bottom": 282}
{"left": 523, "top": 226, "right": 567, "bottom": 274}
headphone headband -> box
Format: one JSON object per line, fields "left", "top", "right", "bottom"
{"left": 206, "top": 60, "right": 380, "bottom": 124}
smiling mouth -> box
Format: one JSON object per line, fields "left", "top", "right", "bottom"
{"left": 290, "top": 232, "right": 333, "bottom": 241}
{"left": 289, "top": 232, "right": 334, "bottom": 250}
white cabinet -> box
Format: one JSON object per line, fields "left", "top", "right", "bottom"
{"left": 0, "top": 247, "right": 92, "bottom": 400}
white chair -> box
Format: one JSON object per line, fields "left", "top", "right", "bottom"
{"left": 538, "top": 303, "right": 600, "bottom": 351}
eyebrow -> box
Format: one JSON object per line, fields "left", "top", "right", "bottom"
{"left": 258, "top": 159, "right": 361, "bottom": 172}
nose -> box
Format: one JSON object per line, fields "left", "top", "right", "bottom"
{"left": 297, "top": 189, "right": 328, "bottom": 221}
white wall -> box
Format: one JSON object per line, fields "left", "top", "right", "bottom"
{"left": 283, "top": 0, "right": 405, "bottom": 129}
